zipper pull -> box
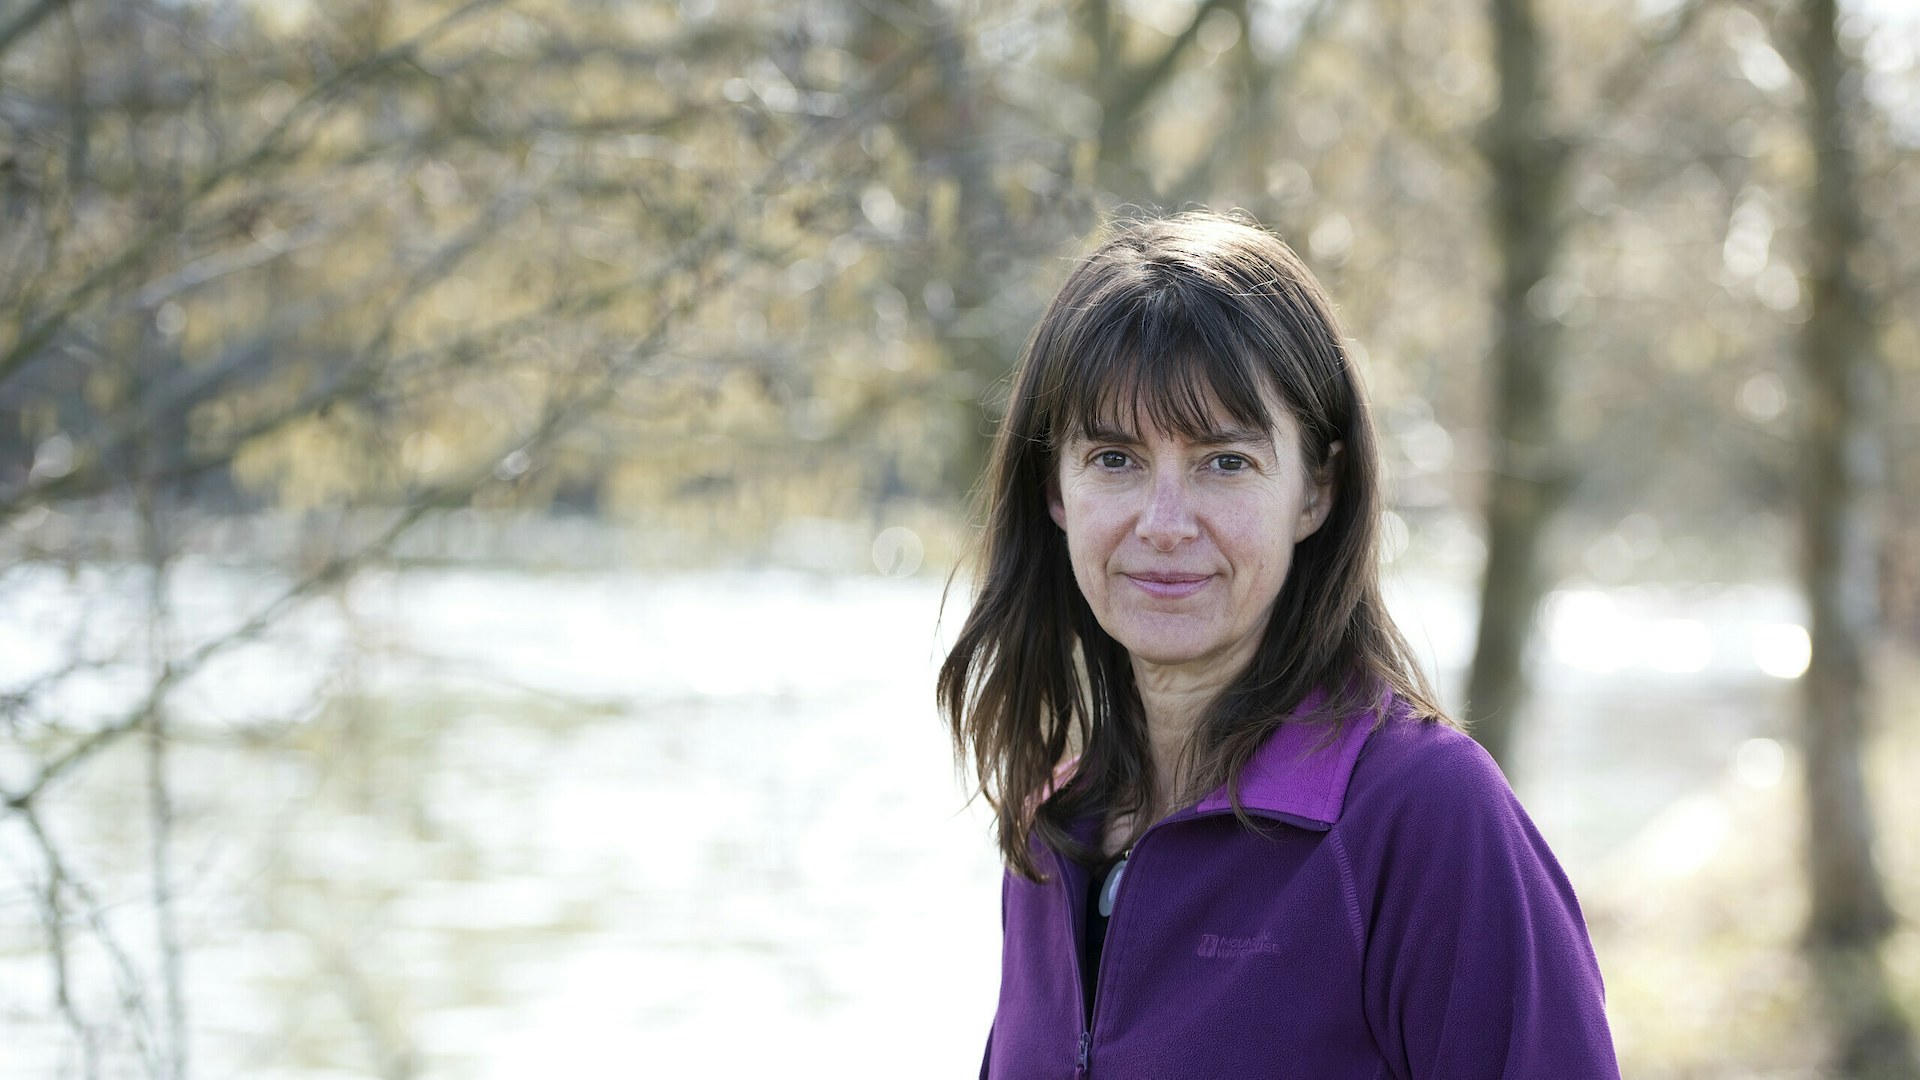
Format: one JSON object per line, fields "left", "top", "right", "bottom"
{"left": 1078, "top": 1030, "right": 1091, "bottom": 1072}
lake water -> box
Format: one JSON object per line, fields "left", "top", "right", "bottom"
{"left": 0, "top": 559, "right": 1807, "bottom": 1078}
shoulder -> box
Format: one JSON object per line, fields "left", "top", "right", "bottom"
{"left": 1330, "top": 714, "right": 1596, "bottom": 960}
{"left": 1336, "top": 714, "right": 1533, "bottom": 851}
{"left": 1341, "top": 716, "right": 1619, "bottom": 1074}
{"left": 1351, "top": 714, "right": 1508, "bottom": 801}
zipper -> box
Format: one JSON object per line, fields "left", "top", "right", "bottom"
{"left": 1081, "top": 832, "right": 1149, "bottom": 1073}
{"left": 1066, "top": 819, "right": 1171, "bottom": 1076}
{"left": 1075, "top": 807, "right": 1242, "bottom": 1075}
{"left": 1055, "top": 844, "right": 1094, "bottom": 1075}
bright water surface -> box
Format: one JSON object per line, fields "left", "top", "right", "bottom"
{"left": 0, "top": 561, "right": 1804, "bottom": 1078}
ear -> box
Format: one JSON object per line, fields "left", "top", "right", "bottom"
{"left": 1047, "top": 472, "right": 1067, "bottom": 531}
{"left": 1294, "top": 441, "right": 1341, "bottom": 542}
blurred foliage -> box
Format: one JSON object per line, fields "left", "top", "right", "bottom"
{"left": 0, "top": 0, "right": 1911, "bottom": 600}
{"left": 3, "top": 0, "right": 1920, "bottom": 1074}
{"left": 1590, "top": 664, "right": 1920, "bottom": 1077}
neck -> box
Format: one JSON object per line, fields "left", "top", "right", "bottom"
{"left": 1129, "top": 646, "right": 1250, "bottom": 806}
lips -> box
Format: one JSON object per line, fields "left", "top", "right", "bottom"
{"left": 1124, "top": 572, "right": 1212, "bottom": 599}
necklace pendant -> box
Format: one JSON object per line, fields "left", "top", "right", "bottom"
{"left": 1098, "top": 856, "right": 1128, "bottom": 917}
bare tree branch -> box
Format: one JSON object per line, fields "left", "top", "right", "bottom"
{"left": 0, "top": 0, "right": 72, "bottom": 57}
{"left": 1101, "top": 0, "right": 1237, "bottom": 136}
{"left": 1094, "top": 0, "right": 1238, "bottom": 182}
{"left": 24, "top": 799, "right": 101, "bottom": 1080}
{"left": 18, "top": 800, "right": 164, "bottom": 1077}
{"left": 129, "top": 217, "right": 337, "bottom": 310}
{"left": 0, "top": 0, "right": 507, "bottom": 387}
{"left": 134, "top": 488, "right": 187, "bottom": 1080}
{"left": 1167, "top": 0, "right": 1337, "bottom": 200}
{"left": 1592, "top": 0, "right": 1716, "bottom": 116}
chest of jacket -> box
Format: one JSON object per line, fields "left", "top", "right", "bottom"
{"left": 989, "top": 813, "right": 1384, "bottom": 1079}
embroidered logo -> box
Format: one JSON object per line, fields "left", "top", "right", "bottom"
{"left": 1196, "top": 931, "right": 1284, "bottom": 960}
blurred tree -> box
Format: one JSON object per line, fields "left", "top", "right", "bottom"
{"left": 1464, "top": 0, "right": 1572, "bottom": 768}
{"left": 1785, "top": 0, "right": 1918, "bottom": 1073}
{"left": 1464, "top": 0, "right": 1705, "bottom": 768}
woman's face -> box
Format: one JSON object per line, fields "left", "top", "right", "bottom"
{"left": 1049, "top": 389, "right": 1337, "bottom": 684}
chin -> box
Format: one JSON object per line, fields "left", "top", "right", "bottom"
{"left": 1110, "top": 632, "right": 1224, "bottom": 669}
{"left": 1105, "top": 615, "right": 1260, "bottom": 673}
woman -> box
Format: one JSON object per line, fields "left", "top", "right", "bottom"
{"left": 939, "top": 211, "right": 1618, "bottom": 1078}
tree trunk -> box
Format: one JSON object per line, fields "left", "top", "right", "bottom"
{"left": 1791, "top": 0, "right": 1918, "bottom": 1073}
{"left": 1091, "top": 0, "right": 1235, "bottom": 200}
{"left": 1465, "top": 0, "right": 1569, "bottom": 771}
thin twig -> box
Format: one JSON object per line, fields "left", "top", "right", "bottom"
{"left": 18, "top": 801, "right": 162, "bottom": 1077}
{"left": 136, "top": 484, "right": 187, "bottom": 1080}
{"left": 20, "top": 800, "right": 100, "bottom": 1080}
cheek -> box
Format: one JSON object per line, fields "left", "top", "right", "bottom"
{"left": 1055, "top": 507, "right": 1092, "bottom": 567}
{"left": 1059, "top": 499, "right": 1125, "bottom": 597}
{"left": 1064, "top": 536, "right": 1112, "bottom": 612}
{"left": 1067, "top": 516, "right": 1112, "bottom": 567}
{"left": 1061, "top": 488, "right": 1117, "bottom": 543}
{"left": 1267, "top": 549, "right": 1294, "bottom": 589}
{"left": 1231, "top": 503, "right": 1296, "bottom": 588}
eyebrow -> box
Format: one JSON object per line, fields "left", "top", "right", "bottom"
{"left": 1078, "top": 422, "right": 1276, "bottom": 450}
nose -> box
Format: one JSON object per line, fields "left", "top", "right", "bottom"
{"left": 1136, "top": 469, "right": 1198, "bottom": 553}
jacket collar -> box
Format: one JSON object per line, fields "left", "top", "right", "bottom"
{"left": 1189, "top": 693, "right": 1382, "bottom": 831}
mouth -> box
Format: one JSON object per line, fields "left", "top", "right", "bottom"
{"left": 1123, "top": 572, "right": 1211, "bottom": 599}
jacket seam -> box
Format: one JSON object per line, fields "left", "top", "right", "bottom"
{"left": 1331, "top": 825, "right": 1397, "bottom": 1077}
{"left": 1328, "top": 827, "right": 1366, "bottom": 961}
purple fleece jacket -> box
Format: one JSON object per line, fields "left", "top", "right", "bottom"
{"left": 981, "top": 703, "right": 1620, "bottom": 1079}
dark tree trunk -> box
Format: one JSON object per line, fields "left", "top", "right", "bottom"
{"left": 1090, "top": 0, "right": 1235, "bottom": 201}
{"left": 1791, "top": 0, "right": 1918, "bottom": 1073}
{"left": 1465, "top": 0, "right": 1570, "bottom": 770}
{"left": 850, "top": 1, "right": 1010, "bottom": 498}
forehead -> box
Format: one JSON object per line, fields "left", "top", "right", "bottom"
{"left": 1071, "top": 392, "right": 1284, "bottom": 446}
{"left": 1057, "top": 347, "right": 1296, "bottom": 448}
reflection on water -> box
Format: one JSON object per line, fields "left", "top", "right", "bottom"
{"left": 0, "top": 563, "right": 1799, "bottom": 1077}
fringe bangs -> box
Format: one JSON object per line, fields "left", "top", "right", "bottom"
{"left": 1044, "top": 287, "right": 1283, "bottom": 455}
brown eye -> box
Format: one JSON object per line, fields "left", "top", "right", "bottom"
{"left": 1096, "top": 451, "right": 1130, "bottom": 469}
{"left": 1213, "top": 454, "right": 1248, "bottom": 472}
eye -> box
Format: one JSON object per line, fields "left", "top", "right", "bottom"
{"left": 1094, "top": 450, "right": 1131, "bottom": 470}
{"left": 1212, "top": 453, "right": 1249, "bottom": 473}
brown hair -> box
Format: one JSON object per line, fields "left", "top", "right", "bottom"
{"left": 938, "top": 210, "right": 1445, "bottom": 880}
